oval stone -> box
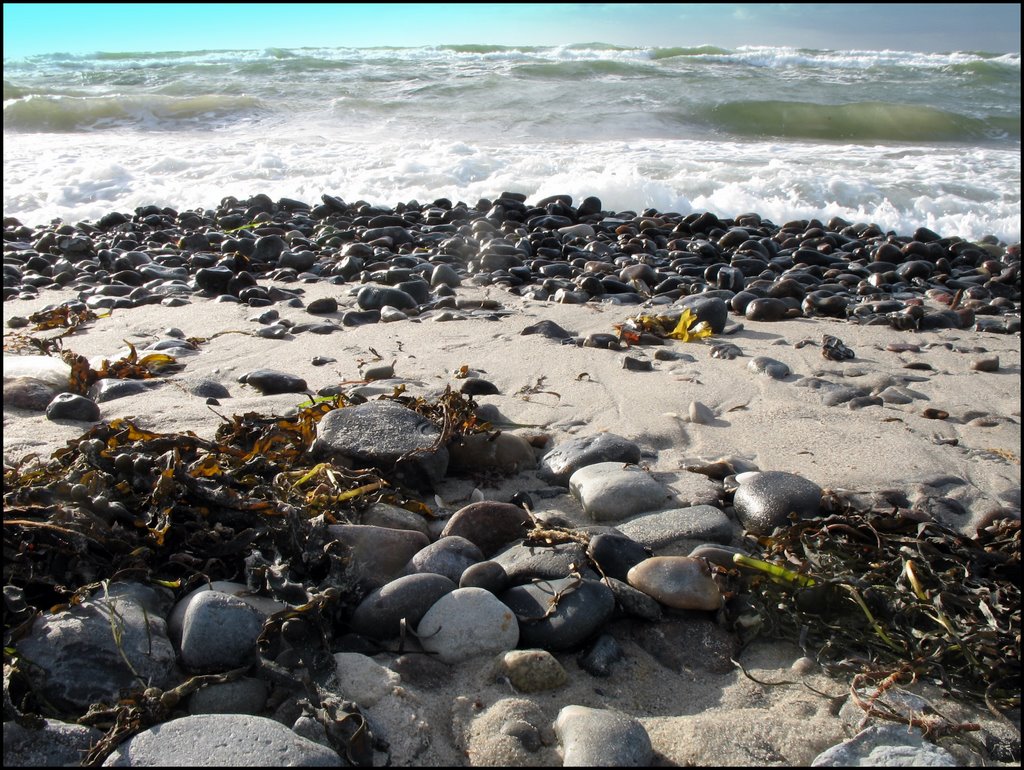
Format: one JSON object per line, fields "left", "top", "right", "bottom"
{"left": 349, "top": 573, "right": 457, "bottom": 640}
{"left": 626, "top": 556, "right": 722, "bottom": 611}
{"left": 732, "top": 470, "right": 822, "bottom": 535}
{"left": 416, "top": 588, "right": 519, "bottom": 663}
{"left": 500, "top": 577, "right": 614, "bottom": 651}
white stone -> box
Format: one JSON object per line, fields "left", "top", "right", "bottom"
{"left": 568, "top": 462, "right": 672, "bottom": 521}
{"left": 416, "top": 588, "right": 518, "bottom": 664}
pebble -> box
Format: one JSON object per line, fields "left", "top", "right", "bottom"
{"left": 688, "top": 399, "right": 716, "bottom": 424}
{"left": 747, "top": 355, "right": 791, "bottom": 379}
{"left": 448, "top": 431, "right": 537, "bottom": 474}
{"left": 237, "top": 368, "right": 308, "bottom": 395}
{"left": 569, "top": 461, "right": 672, "bottom": 521}
{"left": 492, "top": 540, "right": 592, "bottom": 584}
{"left": 102, "top": 713, "right": 343, "bottom": 766}
{"left": 416, "top": 587, "right": 519, "bottom": 663}
{"left": 326, "top": 524, "right": 430, "bottom": 591}
{"left": 45, "top": 392, "right": 101, "bottom": 422}
{"left": 403, "top": 535, "right": 483, "bottom": 582}
{"left": 3, "top": 718, "right": 105, "bottom": 767}
{"left": 333, "top": 652, "right": 402, "bottom": 707}
{"left": 3, "top": 375, "right": 61, "bottom": 410}
{"left": 501, "top": 649, "right": 568, "bottom": 692}
{"left": 576, "top": 633, "right": 625, "bottom": 677}
{"left": 349, "top": 572, "right": 457, "bottom": 640}
{"left": 439, "top": 500, "right": 533, "bottom": 557}
{"left": 554, "top": 705, "right": 653, "bottom": 767}
{"left": 970, "top": 354, "right": 1000, "bottom": 372}
{"left": 586, "top": 532, "right": 652, "bottom": 581}
{"left": 187, "top": 677, "right": 268, "bottom": 716}
{"left": 626, "top": 556, "right": 722, "bottom": 611}
{"left": 178, "top": 589, "right": 266, "bottom": 672}
{"left": 538, "top": 433, "right": 643, "bottom": 486}
{"left": 732, "top": 470, "right": 823, "bottom": 534}
{"left": 499, "top": 576, "right": 614, "bottom": 650}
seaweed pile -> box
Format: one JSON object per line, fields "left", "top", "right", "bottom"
{"left": 724, "top": 500, "right": 1021, "bottom": 720}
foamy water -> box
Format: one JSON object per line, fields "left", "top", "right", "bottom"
{"left": 3, "top": 44, "right": 1020, "bottom": 242}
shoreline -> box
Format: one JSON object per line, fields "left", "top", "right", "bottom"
{"left": 3, "top": 196, "right": 1021, "bottom": 766}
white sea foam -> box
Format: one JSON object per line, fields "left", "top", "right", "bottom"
{"left": 3, "top": 129, "right": 1019, "bottom": 243}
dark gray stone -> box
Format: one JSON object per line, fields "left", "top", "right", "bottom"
{"left": 586, "top": 533, "right": 651, "bottom": 582}
{"left": 45, "top": 392, "right": 100, "bottom": 422}
{"left": 538, "top": 433, "right": 643, "bottom": 487}
{"left": 677, "top": 294, "right": 729, "bottom": 333}
{"left": 88, "top": 377, "right": 160, "bottom": 403}
{"left": 404, "top": 536, "right": 483, "bottom": 583}
{"left": 356, "top": 285, "right": 417, "bottom": 311}
{"left": 179, "top": 590, "right": 265, "bottom": 672}
{"left": 500, "top": 577, "right": 614, "bottom": 651}
{"left": 349, "top": 573, "right": 457, "bottom": 640}
{"left": 311, "top": 401, "right": 448, "bottom": 490}
{"left": 733, "top": 470, "right": 822, "bottom": 535}
{"left": 237, "top": 369, "right": 308, "bottom": 395}
{"left": 16, "top": 583, "right": 177, "bottom": 711}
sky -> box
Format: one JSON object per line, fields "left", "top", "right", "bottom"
{"left": 2, "top": 2, "right": 1021, "bottom": 58}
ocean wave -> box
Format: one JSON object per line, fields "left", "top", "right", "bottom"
{"left": 3, "top": 93, "right": 267, "bottom": 132}
{"left": 512, "top": 59, "right": 661, "bottom": 79}
{"left": 694, "top": 100, "right": 1017, "bottom": 143}
{"left": 649, "top": 46, "right": 733, "bottom": 60}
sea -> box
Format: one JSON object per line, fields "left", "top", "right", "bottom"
{"left": 3, "top": 43, "right": 1020, "bottom": 243}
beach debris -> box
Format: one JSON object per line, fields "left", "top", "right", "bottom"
{"left": 821, "top": 334, "right": 855, "bottom": 361}
{"left": 721, "top": 506, "right": 1020, "bottom": 717}
{"left": 614, "top": 308, "right": 714, "bottom": 345}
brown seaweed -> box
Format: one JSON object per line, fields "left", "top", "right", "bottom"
{"left": 722, "top": 505, "right": 1021, "bottom": 717}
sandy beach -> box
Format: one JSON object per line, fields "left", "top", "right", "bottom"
{"left": 3, "top": 272, "right": 1020, "bottom": 765}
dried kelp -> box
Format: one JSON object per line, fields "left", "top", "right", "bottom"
{"left": 614, "top": 308, "right": 714, "bottom": 344}
{"left": 3, "top": 386, "right": 492, "bottom": 762}
{"left": 723, "top": 507, "right": 1021, "bottom": 716}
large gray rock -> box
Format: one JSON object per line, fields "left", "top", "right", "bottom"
{"left": 811, "top": 724, "right": 957, "bottom": 766}
{"left": 733, "top": 470, "right": 822, "bottom": 535}
{"left": 569, "top": 462, "right": 673, "bottom": 521}
{"left": 538, "top": 433, "right": 642, "bottom": 486}
{"left": 178, "top": 590, "right": 266, "bottom": 672}
{"left": 616, "top": 505, "right": 734, "bottom": 551}
{"left": 310, "top": 401, "right": 448, "bottom": 489}
{"left": 554, "top": 705, "right": 653, "bottom": 766}
{"left": 3, "top": 718, "right": 104, "bottom": 767}
{"left": 101, "top": 714, "right": 342, "bottom": 766}
{"left": 16, "top": 583, "right": 177, "bottom": 711}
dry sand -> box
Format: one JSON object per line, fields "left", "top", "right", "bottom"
{"left": 3, "top": 281, "right": 1021, "bottom": 765}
